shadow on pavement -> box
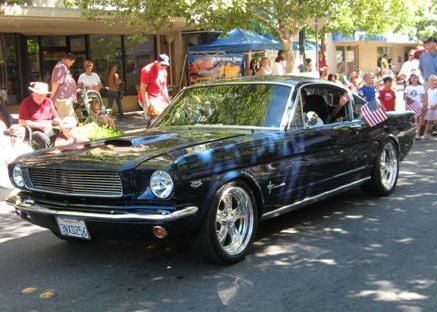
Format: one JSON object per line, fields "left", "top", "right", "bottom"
{"left": 0, "top": 141, "right": 436, "bottom": 312}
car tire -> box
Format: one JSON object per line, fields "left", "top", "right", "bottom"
{"left": 361, "top": 140, "right": 399, "bottom": 197}
{"left": 193, "top": 180, "right": 258, "bottom": 264}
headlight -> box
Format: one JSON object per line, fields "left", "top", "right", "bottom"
{"left": 150, "top": 170, "right": 173, "bottom": 199}
{"left": 12, "top": 164, "right": 25, "bottom": 188}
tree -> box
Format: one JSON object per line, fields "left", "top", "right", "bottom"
{"left": 79, "top": 0, "right": 420, "bottom": 71}
{"left": 413, "top": 0, "right": 436, "bottom": 40}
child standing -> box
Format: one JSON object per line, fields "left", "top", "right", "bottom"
{"left": 424, "top": 75, "right": 437, "bottom": 139}
{"left": 404, "top": 73, "right": 426, "bottom": 139}
{"left": 378, "top": 76, "right": 396, "bottom": 111}
{"left": 359, "top": 73, "right": 376, "bottom": 103}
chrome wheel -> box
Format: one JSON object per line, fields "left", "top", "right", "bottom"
{"left": 379, "top": 142, "right": 398, "bottom": 190}
{"left": 215, "top": 186, "right": 255, "bottom": 256}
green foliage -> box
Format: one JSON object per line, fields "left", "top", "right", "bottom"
{"left": 77, "top": 0, "right": 419, "bottom": 40}
{"left": 73, "top": 0, "right": 423, "bottom": 71}
{"left": 326, "top": 0, "right": 419, "bottom": 35}
{"left": 158, "top": 84, "right": 276, "bottom": 128}
{"left": 77, "top": 122, "right": 121, "bottom": 141}
{"left": 414, "top": 0, "right": 437, "bottom": 40}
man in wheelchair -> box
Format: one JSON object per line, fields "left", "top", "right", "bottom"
{"left": 18, "top": 82, "right": 62, "bottom": 149}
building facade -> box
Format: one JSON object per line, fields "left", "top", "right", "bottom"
{"left": 0, "top": 1, "right": 200, "bottom": 113}
{"left": 325, "top": 32, "right": 417, "bottom": 79}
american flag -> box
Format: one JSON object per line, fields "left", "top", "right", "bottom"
{"left": 405, "top": 96, "right": 423, "bottom": 117}
{"left": 361, "top": 99, "right": 388, "bottom": 127}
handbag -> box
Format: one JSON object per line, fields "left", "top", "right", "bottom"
{"left": 100, "top": 87, "right": 109, "bottom": 98}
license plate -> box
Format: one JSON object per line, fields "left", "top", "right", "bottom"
{"left": 56, "top": 217, "right": 91, "bottom": 240}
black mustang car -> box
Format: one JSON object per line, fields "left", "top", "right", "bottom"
{"left": 9, "top": 76, "right": 415, "bottom": 264}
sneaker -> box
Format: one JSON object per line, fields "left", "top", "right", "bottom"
{"left": 415, "top": 135, "right": 421, "bottom": 140}
{"left": 423, "top": 135, "right": 430, "bottom": 140}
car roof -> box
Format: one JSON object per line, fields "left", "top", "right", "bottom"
{"left": 187, "top": 75, "right": 339, "bottom": 88}
{"left": 193, "top": 75, "right": 313, "bottom": 86}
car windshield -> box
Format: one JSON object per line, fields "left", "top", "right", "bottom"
{"left": 155, "top": 83, "right": 291, "bottom": 128}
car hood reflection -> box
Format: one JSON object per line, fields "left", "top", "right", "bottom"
{"left": 16, "top": 127, "right": 251, "bottom": 171}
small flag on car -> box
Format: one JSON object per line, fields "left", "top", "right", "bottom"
{"left": 405, "top": 96, "right": 423, "bottom": 118}
{"left": 361, "top": 99, "right": 388, "bottom": 127}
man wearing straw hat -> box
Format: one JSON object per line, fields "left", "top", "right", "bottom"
{"left": 18, "top": 81, "right": 62, "bottom": 149}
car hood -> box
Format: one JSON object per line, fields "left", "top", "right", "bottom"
{"left": 16, "top": 127, "right": 249, "bottom": 171}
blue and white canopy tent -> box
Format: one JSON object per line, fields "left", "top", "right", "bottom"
{"left": 185, "top": 28, "right": 283, "bottom": 84}
{"left": 184, "top": 28, "right": 320, "bottom": 84}
{"left": 188, "top": 28, "right": 283, "bottom": 53}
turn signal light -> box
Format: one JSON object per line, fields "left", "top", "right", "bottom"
{"left": 153, "top": 226, "right": 168, "bottom": 239}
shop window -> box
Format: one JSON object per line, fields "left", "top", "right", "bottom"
{"left": 335, "top": 46, "right": 358, "bottom": 77}
{"left": 40, "top": 36, "right": 67, "bottom": 83}
{"left": 27, "top": 37, "right": 41, "bottom": 83}
{"left": 41, "top": 36, "right": 66, "bottom": 48}
{"left": 68, "top": 36, "right": 87, "bottom": 81}
{"left": 89, "top": 35, "right": 122, "bottom": 88}
{"left": 376, "top": 46, "right": 392, "bottom": 69}
{"left": 123, "top": 36, "right": 156, "bottom": 95}
{"left": 0, "top": 34, "right": 20, "bottom": 104}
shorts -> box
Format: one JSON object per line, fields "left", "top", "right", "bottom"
{"left": 55, "top": 99, "right": 75, "bottom": 119}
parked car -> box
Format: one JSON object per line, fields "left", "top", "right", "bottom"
{"left": 8, "top": 76, "right": 416, "bottom": 264}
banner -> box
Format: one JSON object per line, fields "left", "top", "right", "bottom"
{"left": 188, "top": 53, "right": 244, "bottom": 84}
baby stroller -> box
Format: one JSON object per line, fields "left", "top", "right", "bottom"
{"left": 77, "top": 87, "right": 116, "bottom": 129}
{"left": 75, "top": 87, "right": 108, "bottom": 124}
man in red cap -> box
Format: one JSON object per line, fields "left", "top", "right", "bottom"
{"left": 138, "top": 54, "right": 171, "bottom": 127}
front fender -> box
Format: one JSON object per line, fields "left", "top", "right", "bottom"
{"left": 202, "top": 170, "right": 265, "bottom": 219}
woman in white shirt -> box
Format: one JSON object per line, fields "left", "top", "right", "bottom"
{"left": 256, "top": 57, "right": 272, "bottom": 76}
{"left": 272, "top": 50, "right": 286, "bottom": 75}
{"left": 399, "top": 50, "right": 421, "bottom": 81}
{"left": 77, "top": 60, "right": 102, "bottom": 91}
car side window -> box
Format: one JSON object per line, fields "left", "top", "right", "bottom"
{"left": 301, "top": 86, "right": 332, "bottom": 127}
{"left": 352, "top": 94, "right": 366, "bottom": 120}
{"left": 292, "top": 85, "right": 352, "bottom": 129}
{"left": 326, "top": 90, "right": 351, "bottom": 123}
{"left": 289, "top": 90, "right": 304, "bottom": 128}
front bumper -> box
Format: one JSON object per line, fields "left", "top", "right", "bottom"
{"left": 16, "top": 200, "right": 198, "bottom": 222}
{"left": 14, "top": 198, "right": 200, "bottom": 241}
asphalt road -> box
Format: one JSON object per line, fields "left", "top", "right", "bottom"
{"left": 0, "top": 139, "right": 436, "bottom": 312}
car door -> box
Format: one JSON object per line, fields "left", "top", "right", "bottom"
{"left": 262, "top": 84, "right": 371, "bottom": 214}
{"left": 258, "top": 83, "right": 339, "bottom": 211}
{"left": 330, "top": 89, "right": 371, "bottom": 186}
{"left": 279, "top": 84, "right": 349, "bottom": 201}
{"left": 347, "top": 93, "right": 378, "bottom": 178}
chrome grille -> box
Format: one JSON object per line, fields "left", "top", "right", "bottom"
{"left": 25, "top": 168, "right": 123, "bottom": 197}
